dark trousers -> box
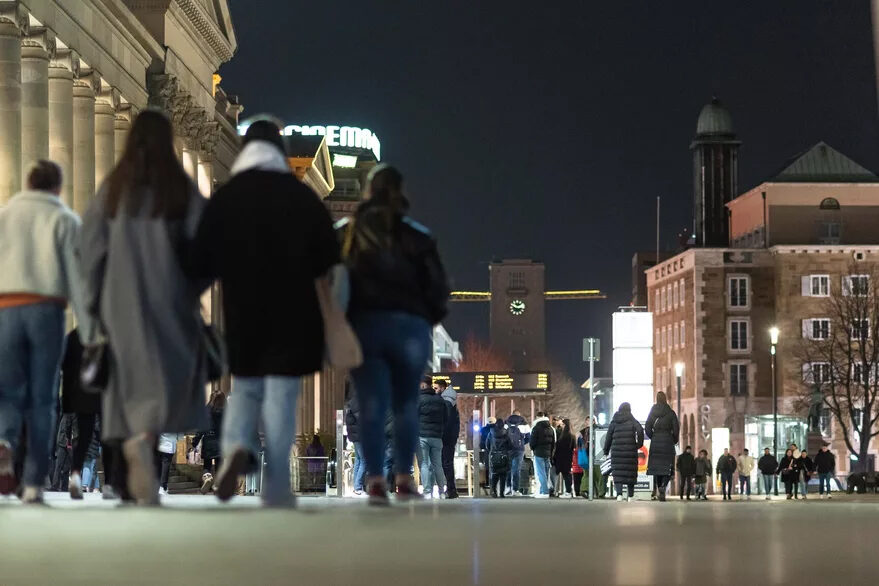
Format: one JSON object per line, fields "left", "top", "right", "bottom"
{"left": 491, "top": 472, "right": 507, "bottom": 497}
{"left": 679, "top": 474, "right": 693, "bottom": 498}
{"left": 573, "top": 472, "right": 584, "bottom": 496}
{"left": 721, "top": 472, "right": 734, "bottom": 499}
{"left": 441, "top": 442, "right": 456, "bottom": 496}
{"left": 204, "top": 456, "right": 221, "bottom": 475}
{"left": 654, "top": 474, "right": 670, "bottom": 495}
{"left": 155, "top": 451, "right": 172, "bottom": 490}
{"left": 102, "top": 440, "right": 130, "bottom": 500}
{"left": 615, "top": 482, "right": 635, "bottom": 498}
{"left": 71, "top": 414, "right": 97, "bottom": 473}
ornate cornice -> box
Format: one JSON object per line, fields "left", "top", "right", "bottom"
{"left": 50, "top": 48, "right": 80, "bottom": 76}
{"left": 96, "top": 85, "right": 121, "bottom": 109}
{"left": 0, "top": 1, "right": 28, "bottom": 32}
{"left": 148, "top": 73, "right": 219, "bottom": 154}
{"left": 174, "top": 0, "right": 234, "bottom": 63}
{"left": 22, "top": 26, "right": 55, "bottom": 58}
{"left": 74, "top": 69, "right": 101, "bottom": 95}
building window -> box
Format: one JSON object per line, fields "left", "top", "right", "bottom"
{"left": 655, "top": 291, "right": 660, "bottom": 313}
{"left": 673, "top": 282, "right": 679, "bottom": 308}
{"left": 819, "top": 222, "right": 841, "bottom": 244}
{"left": 509, "top": 272, "right": 526, "bottom": 290}
{"left": 843, "top": 275, "right": 870, "bottom": 297}
{"left": 803, "top": 318, "right": 830, "bottom": 340}
{"left": 730, "top": 363, "right": 748, "bottom": 396}
{"left": 729, "top": 319, "right": 749, "bottom": 352}
{"left": 852, "top": 363, "right": 871, "bottom": 385}
{"left": 655, "top": 330, "right": 660, "bottom": 354}
{"left": 673, "top": 323, "right": 679, "bottom": 348}
{"left": 851, "top": 319, "right": 870, "bottom": 341}
{"left": 819, "top": 197, "right": 840, "bottom": 210}
{"left": 728, "top": 275, "right": 749, "bottom": 308}
{"left": 819, "top": 408, "right": 832, "bottom": 437}
{"left": 680, "top": 320, "right": 686, "bottom": 348}
{"left": 660, "top": 288, "right": 666, "bottom": 313}
{"left": 804, "top": 362, "right": 831, "bottom": 385}
{"left": 679, "top": 279, "right": 685, "bottom": 305}
{"left": 802, "top": 275, "right": 830, "bottom": 297}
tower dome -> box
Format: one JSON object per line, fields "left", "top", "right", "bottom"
{"left": 695, "top": 97, "right": 734, "bottom": 137}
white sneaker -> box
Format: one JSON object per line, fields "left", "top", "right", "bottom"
{"left": 200, "top": 472, "right": 214, "bottom": 494}
{"left": 21, "top": 486, "right": 44, "bottom": 504}
{"left": 616, "top": 495, "right": 624, "bottom": 502}
{"left": 102, "top": 486, "right": 118, "bottom": 500}
{"left": 158, "top": 487, "right": 168, "bottom": 496}
{"left": 765, "top": 496, "right": 771, "bottom": 500}
{"left": 69, "top": 472, "right": 83, "bottom": 500}
{"left": 827, "top": 494, "right": 832, "bottom": 500}
{"left": 534, "top": 493, "right": 549, "bottom": 499}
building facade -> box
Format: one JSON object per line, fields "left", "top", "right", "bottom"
{"left": 489, "top": 259, "right": 546, "bottom": 370}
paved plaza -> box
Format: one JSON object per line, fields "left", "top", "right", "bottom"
{"left": 1, "top": 493, "right": 877, "bottom": 585}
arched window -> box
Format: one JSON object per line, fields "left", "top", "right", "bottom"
{"left": 819, "top": 197, "right": 840, "bottom": 210}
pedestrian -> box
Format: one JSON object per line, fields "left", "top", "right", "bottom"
{"left": 335, "top": 164, "right": 449, "bottom": 505}
{"left": 505, "top": 409, "right": 527, "bottom": 496}
{"left": 155, "top": 433, "right": 177, "bottom": 495}
{"left": 814, "top": 444, "right": 836, "bottom": 499}
{"left": 417, "top": 375, "right": 447, "bottom": 498}
{"left": 603, "top": 402, "right": 645, "bottom": 502}
{"left": 795, "top": 449, "right": 813, "bottom": 500}
{"left": 737, "top": 448, "right": 754, "bottom": 500}
{"left": 553, "top": 418, "right": 575, "bottom": 497}
{"left": 573, "top": 428, "right": 588, "bottom": 498}
{"left": 0, "top": 160, "right": 98, "bottom": 504}
{"left": 778, "top": 448, "right": 796, "bottom": 499}
{"left": 438, "top": 380, "right": 460, "bottom": 499}
{"left": 488, "top": 418, "right": 513, "bottom": 497}
{"left": 757, "top": 447, "right": 779, "bottom": 500}
{"left": 693, "top": 449, "right": 711, "bottom": 500}
{"left": 645, "top": 391, "right": 680, "bottom": 501}
{"left": 716, "top": 448, "right": 737, "bottom": 501}
{"left": 345, "top": 388, "right": 366, "bottom": 496}
{"left": 529, "top": 412, "right": 556, "bottom": 498}
{"left": 187, "top": 118, "right": 341, "bottom": 508}
{"left": 81, "top": 420, "right": 102, "bottom": 493}
{"left": 191, "top": 391, "right": 225, "bottom": 494}
{"left": 81, "top": 111, "right": 211, "bottom": 506}
{"left": 51, "top": 413, "right": 76, "bottom": 492}
{"left": 676, "top": 445, "right": 696, "bottom": 500}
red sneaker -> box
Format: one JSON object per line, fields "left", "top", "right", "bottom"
{"left": 394, "top": 481, "right": 423, "bottom": 502}
{"left": 367, "top": 480, "right": 390, "bottom": 507}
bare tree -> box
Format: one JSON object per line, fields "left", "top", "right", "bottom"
{"left": 796, "top": 263, "right": 879, "bottom": 470}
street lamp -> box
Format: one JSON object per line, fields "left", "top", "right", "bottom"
{"left": 769, "top": 326, "right": 780, "bottom": 496}
{"left": 674, "top": 362, "right": 684, "bottom": 420}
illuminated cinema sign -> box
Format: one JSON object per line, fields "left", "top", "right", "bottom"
{"left": 431, "top": 372, "right": 551, "bottom": 395}
{"left": 237, "top": 123, "right": 382, "bottom": 161}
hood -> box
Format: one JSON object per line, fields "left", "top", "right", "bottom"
{"left": 231, "top": 141, "right": 290, "bottom": 176}
{"left": 420, "top": 387, "right": 437, "bottom": 397}
{"left": 441, "top": 387, "right": 457, "bottom": 405}
{"left": 612, "top": 410, "right": 634, "bottom": 424}
{"left": 531, "top": 416, "right": 549, "bottom": 430}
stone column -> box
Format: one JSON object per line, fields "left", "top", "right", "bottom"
{"left": 94, "top": 84, "right": 118, "bottom": 187}
{"left": 182, "top": 147, "right": 196, "bottom": 179}
{"left": 20, "top": 27, "right": 52, "bottom": 179}
{"left": 0, "top": 6, "right": 25, "bottom": 204}
{"left": 114, "top": 104, "right": 131, "bottom": 162}
{"left": 49, "top": 49, "right": 76, "bottom": 207}
{"left": 197, "top": 153, "right": 213, "bottom": 197}
{"left": 72, "top": 69, "right": 97, "bottom": 215}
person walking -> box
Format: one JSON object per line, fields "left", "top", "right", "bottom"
{"left": 530, "top": 412, "right": 556, "bottom": 498}
{"left": 737, "top": 448, "right": 755, "bottom": 500}
{"left": 676, "top": 446, "right": 696, "bottom": 500}
{"left": 0, "top": 161, "right": 98, "bottom": 504}
{"left": 438, "top": 380, "right": 460, "bottom": 499}
{"left": 191, "top": 391, "right": 225, "bottom": 494}
{"left": 488, "top": 418, "right": 513, "bottom": 497}
{"left": 417, "top": 376, "right": 447, "bottom": 498}
{"left": 757, "top": 447, "right": 779, "bottom": 500}
{"left": 335, "top": 164, "right": 449, "bottom": 505}
{"left": 795, "top": 449, "right": 813, "bottom": 500}
{"left": 506, "top": 410, "right": 527, "bottom": 496}
{"left": 814, "top": 444, "right": 836, "bottom": 499}
{"left": 345, "top": 389, "right": 366, "bottom": 496}
{"left": 553, "top": 418, "right": 575, "bottom": 497}
{"left": 716, "top": 448, "right": 737, "bottom": 501}
{"left": 572, "top": 428, "right": 587, "bottom": 497}
{"left": 603, "top": 402, "right": 645, "bottom": 502}
{"left": 778, "top": 449, "right": 796, "bottom": 499}
{"left": 694, "top": 449, "right": 711, "bottom": 500}
{"left": 645, "top": 392, "right": 679, "bottom": 501}
{"left": 81, "top": 111, "right": 210, "bottom": 506}
{"left": 81, "top": 420, "right": 102, "bottom": 493}
{"left": 155, "top": 433, "right": 177, "bottom": 495}
{"left": 187, "top": 119, "right": 341, "bottom": 507}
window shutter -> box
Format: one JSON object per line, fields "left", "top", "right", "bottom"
{"left": 801, "top": 276, "right": 811, "bottom": 296}
{"left": 802, "top": 363, "right": 812, "bottom": 383}
{"left": 842, "top": 276, "right": 852, "bottom": 296}
{"left": 802, "top": 319, "right": 812, "bottom": 339}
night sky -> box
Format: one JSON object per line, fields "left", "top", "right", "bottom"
{"left": 222, "top": 1, "right": 879, "bottom": 381}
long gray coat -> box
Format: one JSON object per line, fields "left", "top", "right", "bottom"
{"left": 645, "top": 402, "right": 679, "bottom": 476}
{"left": 80, "top": 185, "right": 209, "bottom": 440}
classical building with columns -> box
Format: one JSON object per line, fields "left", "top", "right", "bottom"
{"left": 0, "top": 0, "right": 242, "bottom": 211}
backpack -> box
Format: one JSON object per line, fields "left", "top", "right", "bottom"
{"left": 508, "top": 425, "right": 524, "bottom": 451}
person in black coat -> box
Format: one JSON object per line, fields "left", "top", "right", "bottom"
{"left": 777, "top": 449, "right": 796, "bottom": 499}
{"left": 192, "top": 391, "right": 225, "bottom": 493}
{"left": 487, "top": 418, "right": 513, "bottom": 497}
{"left": 758, "top": 447, "right": 779, "bottom": 499}
{"left": 553, "top": 418, "right": 576, "bottom": 497}
{"left": 417, "top": 381, "right": 447, "bottom": 496}
{"left": 676, "top": 446, "right": 696, "bottom": 500}
{"left": 529, "top": 413, "right": 556, "bottom": 496}
{"left": 603, "top": 402, "right": 645, "bottom": 501}
{"left": 345, "top": 389, "right": 366, "bottom": 494}
{"left": 795, "top": 450, "right": 814, "bottom": 500}
{"left": 438, "top": 380, "right": 460, "bottom": 499}
{"left": 645, "top": 392, "right": 679, "bottom": 501}
{"left": 814, "top": 444, "right": 836, "bottom": 498}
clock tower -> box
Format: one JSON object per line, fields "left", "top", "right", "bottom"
{"left": 489, "top": 259, "right": 546, "bottom": 369}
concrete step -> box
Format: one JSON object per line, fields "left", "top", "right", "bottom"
{"left": 168, "top": 475, "right": 189, "bottom": 483}
{"left": 168, "top": 487, "right": 202, "bottom": 495}
{"left": 168, "top": 482, "right": 200, "bottom": 491}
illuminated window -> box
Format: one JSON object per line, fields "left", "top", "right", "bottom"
{"left": 673, "top": 282, "right": 679, "bottom": 308}
{"left": 679, "top": 279, "right": 685, "bottom": 305}
{"left": 680, "top": 320, "right": 685, "bottom": 348}
{"left": 673, "top": 323, "right": 679, "bottom": 348}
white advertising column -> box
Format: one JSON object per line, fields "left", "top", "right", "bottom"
{"left": 21, "top": 28, "right": 51, "bottom": 178}
{"left": 49, "top": 50, "right": 75, "bottom": 207}
{"left": 0, "top": 18, "right": 22, "bottom": 203}
{"left": 72, "top": 70, "right": 96, "bottom": 214}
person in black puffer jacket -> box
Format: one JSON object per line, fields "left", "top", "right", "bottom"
{"left": 604, "top": 402, "right": 645, "bottom": 501}
{"left": 488, "top": 419, "right": 513, "bottom": 497}
{"left": 529, "top": 412, "right": 556, "bottom": 497}
{"left": 553, "top": 419, "right": 576, "bottom": 497}
{"left": 192, "top": 391, "right": 225, "bottom": 494}
{"left": 417, "top": 380, "right": 447, "bottom": 496}
{"left": 645, "top": 392, "right": 680, "bottom": 501}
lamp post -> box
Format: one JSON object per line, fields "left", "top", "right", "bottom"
{"left": 674, "top": 362, "right": 684, "bottom": 421}
{"left": 769, "top": 326, "right": 779, "bottom": 496}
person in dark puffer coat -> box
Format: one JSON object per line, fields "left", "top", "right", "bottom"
{"left": 417, "top": 382, "right": 447, "bottom": 495}
{"left": 645, "top": 391, "right": 680, "bottom": 501}
{"left": 603, "top": 402, "right": 644, "bottom": 501}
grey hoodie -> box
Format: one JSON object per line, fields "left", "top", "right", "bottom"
{"left": 441, "top": 387, "right": 457, "bottom": 406}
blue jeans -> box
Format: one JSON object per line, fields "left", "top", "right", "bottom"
{"left": 350, "top": 311, "right": 432, "bottom": 481}
{"left": 352, "top": 441, "right": 366, "bottom": 492}
{"left": 721, "top": 472, "right": 734, "bottom": 498}
{"left": 223, "top": 376, "right": 302, "bottom": 506}
{"left": 534, "top": 456, "right": 551, "bottom": 495}
{"left": 819, "top": 472, "right": 832, "bottom": 494}
{"left": 418, "top": 436, "right": 445, "bottom": 492}
{"left": 739, "top": 474, "right": 751, "bottom": 495}
{"left": 81, "top": 457, "right": 100, "bottom": 490}
{"left": 509, "top": 450, "right": 525, "bottom": 491}
{"left": 0, "top": 303, "right": 65, "bottom": 488}
{"left": 763, "top": 474, "right": 774, "bottom": 495}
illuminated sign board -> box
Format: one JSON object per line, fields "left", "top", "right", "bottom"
{"left": 431, "top": 372, "right": 550, "bottom": 395}
{"left": 237, "top": 122, "right": 381, "bottom": 161}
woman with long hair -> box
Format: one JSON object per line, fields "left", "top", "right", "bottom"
{"left": 553, "top": 418, "right": 575, "bottom": 497}
{"left": 81, "top": 109, "right": 209, "bottom": 505}
{"left": 645, "top": 391, "right": 680, "bottom": 501}
{"left": 778, "top": 448, "right": 796, "bottom": 499}
{"left": 603, "top": 402, "right": 645, "bottom": 501}
{"left": 340, "top": 164, "right": 450, "bottom": 505}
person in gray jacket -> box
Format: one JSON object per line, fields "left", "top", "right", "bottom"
{"left": 0, "top": 161, "right": 97, "bottom": 504}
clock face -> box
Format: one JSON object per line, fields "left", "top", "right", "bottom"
{"left": 510, "top": 299, "right": 526, "bottom": 316}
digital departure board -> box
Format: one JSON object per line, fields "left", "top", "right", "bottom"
{"left": 431, "top": 372, "right": 551, "bottom": 395}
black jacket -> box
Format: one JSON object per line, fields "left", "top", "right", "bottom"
{"left": 553, "top": 429, "right": 576, "bottom": 473}
{"left": 758, "top": 454, "right": 779, "bottom": 475}
{"left": 603, "top": 409, "right": 645, "bottom": 485}
{"left": 442, "top": 401, "right": 460, "bottom": 445}
{"left": 676, "top": 452, "right": 696, "bottom": 476}
{"left": 716, "top": 454, "right": 737, "bottom": 474}
{"left": 645, "top": 403, "right": 679, "bottom": 476}
{"left": 529, "top": 418, "right": 556, "bottom": 459}
{"left": 345, "top": 395, "right": 361, "bottom": 444}
{"left": 337, "top": 201, "right": 449, "bottom": 325}
{"left": 814, "top": 450, "right": 835, "bottom": 474}
{"left": 488, "top": 425, "right": 513, "bottom": 454}
{"left": 778, "top": 455, "right": 796, "bottom": 479}
{"left": 796, "top": 455, "right": 814, "bottom": 479}
{"left": 192, "top": 407, "right": 224, "bottom": 461}
{"left": 417, "top": 388, "right": 447, "bottom": 439}
{"left": 61, "top": 330, "right": 101, "bottom": 415}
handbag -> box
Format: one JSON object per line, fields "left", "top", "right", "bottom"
{"left": 80, "top": 343, "right": 110, "bottom": 394}
{"left": 315, "top": 272, "right": 363, "bottom": 370}
{"left": 577, "top": 447, "right": 589, "bottom": 469}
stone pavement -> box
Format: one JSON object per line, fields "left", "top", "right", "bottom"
{"left": 1, "top": 493, "right": 877, "bottom": 585}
